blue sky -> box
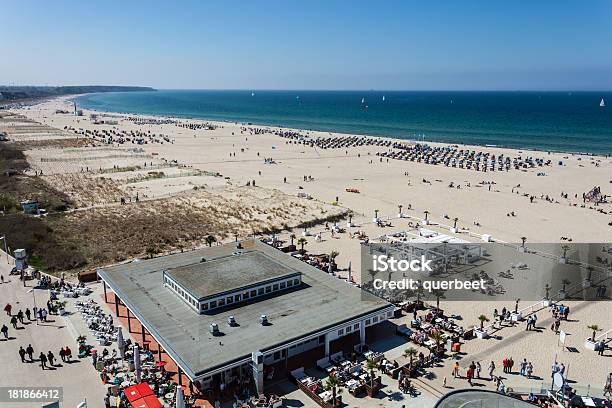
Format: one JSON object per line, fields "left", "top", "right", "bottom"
{"left": 3, "top": 1, "right": 612, "bottom": 90}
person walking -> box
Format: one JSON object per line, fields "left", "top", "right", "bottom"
{"left": 17, "top": 310, "right": 24, "bottom": 325}
{"left": 489, "top": 361, "right": 496, "bottom": 379}
{"left": 25, "top": 308, "right": 31, "bottom": 321}
{"left": 526, "top": 362, "right": 533, "bottom": 379}
{"left": 598, "top": 340, "right": 606, "bottom": 356}
{"left": 467, "top": 365, "right": 474, "bottom": 386}
{"left": 4, "top": 303, "right": 12, "bottom": 316}
{"left": 65, "top": 346, "right": 72, "bottom": 362}
{"left": 39, "top": 352, "right": 47, "bottom": 369}
{"left": 453, "top": 361, "right": 460, "bottom": 378}
{"left": 47, "top": 351, "right": 55, "bottom": 367}
{"left": 508, "top": 357, "right": 514, "bottom": 374}
{"left": 26, "top": 344, "right": 34, "bottom": 361}
{"left": 10, "top": 315, "right": 18, "bottom": 329}
{"left": 59, "top": 348, "right": 66, "bottom": 362}
{"left": 18, "top": 346, "right": 26, "bottom": 362}
{"left": 1, "top": 324, "right": 8, "bottom": 339}
{"left": 476, "top": 361, "right": 482, "bottom": 379}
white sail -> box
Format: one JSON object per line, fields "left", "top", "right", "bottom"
{"left": 382, "top": 95, "right": 385, "bottom": 101}
{"left": 600, "top": 98, "right": 605, "bottom": 107}
{"left": 361, "top": 97, "right": 365, "bottom": 104}
{"left": 251, "top": 92, "right": 255, "bottom": 96}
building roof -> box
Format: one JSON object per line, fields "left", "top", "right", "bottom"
{"left": 98, "top": 240, "right": 391, "bottom": 379}
{"left": 165, "top": 251, "right": 301, "bottom": 301}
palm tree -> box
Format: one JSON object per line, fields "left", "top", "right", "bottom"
{"left": 521, "top": 236, "right": 527, "bottom": 248}
{"left": 478, "top": 314, "right": 490, "bottom": 330}
{"left": 431, "top": 289, "right": 445, "bottom": 310}
{"left": 587, "top": 324, "right": 602, "bottom": 341}
{"left": 453, "top": 217, "right": 459, "bottom": 229}
{"left": 324, "top": 374, "right": 343, "bottom": 406}
{"left": 289, "top": 233, "right": 296, "bottom": 246}
{"left": 403, "top": 347, "right": 418, "bottom": 369}
{"left": 430, "top": 331, "right": 445, "bottom": 353}
{"left": 424, "top": 210, "right": 430, "bottom": 222}
{"left": 366, "top": 358, "right": 377, "bottom": 388}
{"left": 297, "top": 237, "right": 307, "bottom": 253}
{"left": 398, "top": 204, "right": 403, "bottom": 215}
{"left": 374, "top": 209, "right": 379, "bottom": 219}
{"left": 562, "top": 279, "right": 571, "bottom": 292}
{"left": 205, "top": 235, "right": 217, "bottom": 247}
{"left": 561, "top": 244, "right": 570, "bottom": 259}
{"left": 415, "top": 286, "right": 425, "bottom": 305}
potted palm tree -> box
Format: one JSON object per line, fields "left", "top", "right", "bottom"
{"left": 475, "top": 315, "right": 490, "bottom": 339}
{"left": 423, "top": 210, "right": 430, "bottom": 225}
{"left": 346, "top": 210, "right": 354, "bottom": 229}
{"left": 403, "top": 347, "right": 418, "bottom": 376}
{"left": 519, "top": 237, "right": 527, "bottom": 252}
{"left": 398, "top": 204, "right": 404, "bottom": 218}
{"left": 585, "top": 324, "right": 601, "bottom": 350}
{"left": 559, "top": 244, "right": 570, "bottom": 264}
{"left": 373, "top": 209, "right": 379, "bottom": 223}
{"left": 324, "top": 374, "right": 343, "bottom": 407}
{"left": 297, "top": 237, "right": 308, "bottom": 254}
{"left": 451, "top": 217, "right": 459, "bottom": 233}
{"left": 365, "top": 357, "right": 381, "bottom": 396}
{"left": 559, "top": 279, "right": 571, "bottom": 299}
{"left": 430, "top": 331, "right": 446, "bottom": 355}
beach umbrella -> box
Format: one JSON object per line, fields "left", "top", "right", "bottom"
{"left": 133, "top": 345, "right": 141, "bottom": 383}
{"left": 175, "top": 386, "right": 185, "bottom": 408}
{"left": 117, "top": 327, "right": 125, "bottom": 359}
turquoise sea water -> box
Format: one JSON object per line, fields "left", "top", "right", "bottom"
{"left": 76, "top": 90, "right": 612, "bottom": 155}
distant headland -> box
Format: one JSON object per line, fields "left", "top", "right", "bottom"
{"left": 0, "top": 85, "right": 155, "bottom": 103}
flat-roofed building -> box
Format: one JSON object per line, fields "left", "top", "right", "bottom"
{"left": 97, "top": 239, "right": 393, "bottom": 394}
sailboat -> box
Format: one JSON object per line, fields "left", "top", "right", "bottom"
{"left": 600, "top": 98, "right": 606, "bottom": 107}
{"left": 251, "top": 92, "right": 255, "bottom": 97}
{"left": 382, "top": 95, "right": 386, "bottom": 102}
{"left": 361, "top": 97, "right": 365, "bottom": 104}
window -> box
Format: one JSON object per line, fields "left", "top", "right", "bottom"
{"left": 387, "top": 311, "right": 393, "bottom": 317}
{"left": 273, "top": 284, "right": 279, "bottom": 291}
{"left": 319, "top": 335, "right": 325, "bottom": 344}
{"left": 243, "top": 292, "right": 249, "bottom": 299}
{"left": 265, "top": 286, "right": 272, "bottom": 293}
{"left": 373, "top": 316, "right": 378, "bottom": 323}
{"left": 280, "top": 282, "right": 286, "bottom": 289}
{"left": 235, "top": 294, "right": 241, "bottom": 302}
{"left": 218, "top": 299, "right": 225, "bottom": 307}
{"left": 365, "top": 319, "right": 371, "bottom": 325}
{"left": 273, "top": 351, "right": 281, "bottom": 360}
{"left": 227, "top": 296, "right": 234, "bottom": 304}
{"left": 287, "top": 280, "right": 293, "bottom": 287}
{"left": 250, "top": 290, "right": 257, "bottom": 297}
{"left": 338, "top": 329, "right": 344, "bottom": 336}
{"left": 354, "top": 323, "right": 359, "bottom": 330}
{"left": 346, "top": 326, "right": 351, "bottom": 333}
{"left": 258, "top": 288, "right": 264, "bottom": 295}
{"left": 201, "top": 303, "right": 208, "bottom": 311}
{"left": 210, "top": 301, "right": 217, "bottom": 308}
{"left": 293, "top": 279, "right": 300, "bottom": 286}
